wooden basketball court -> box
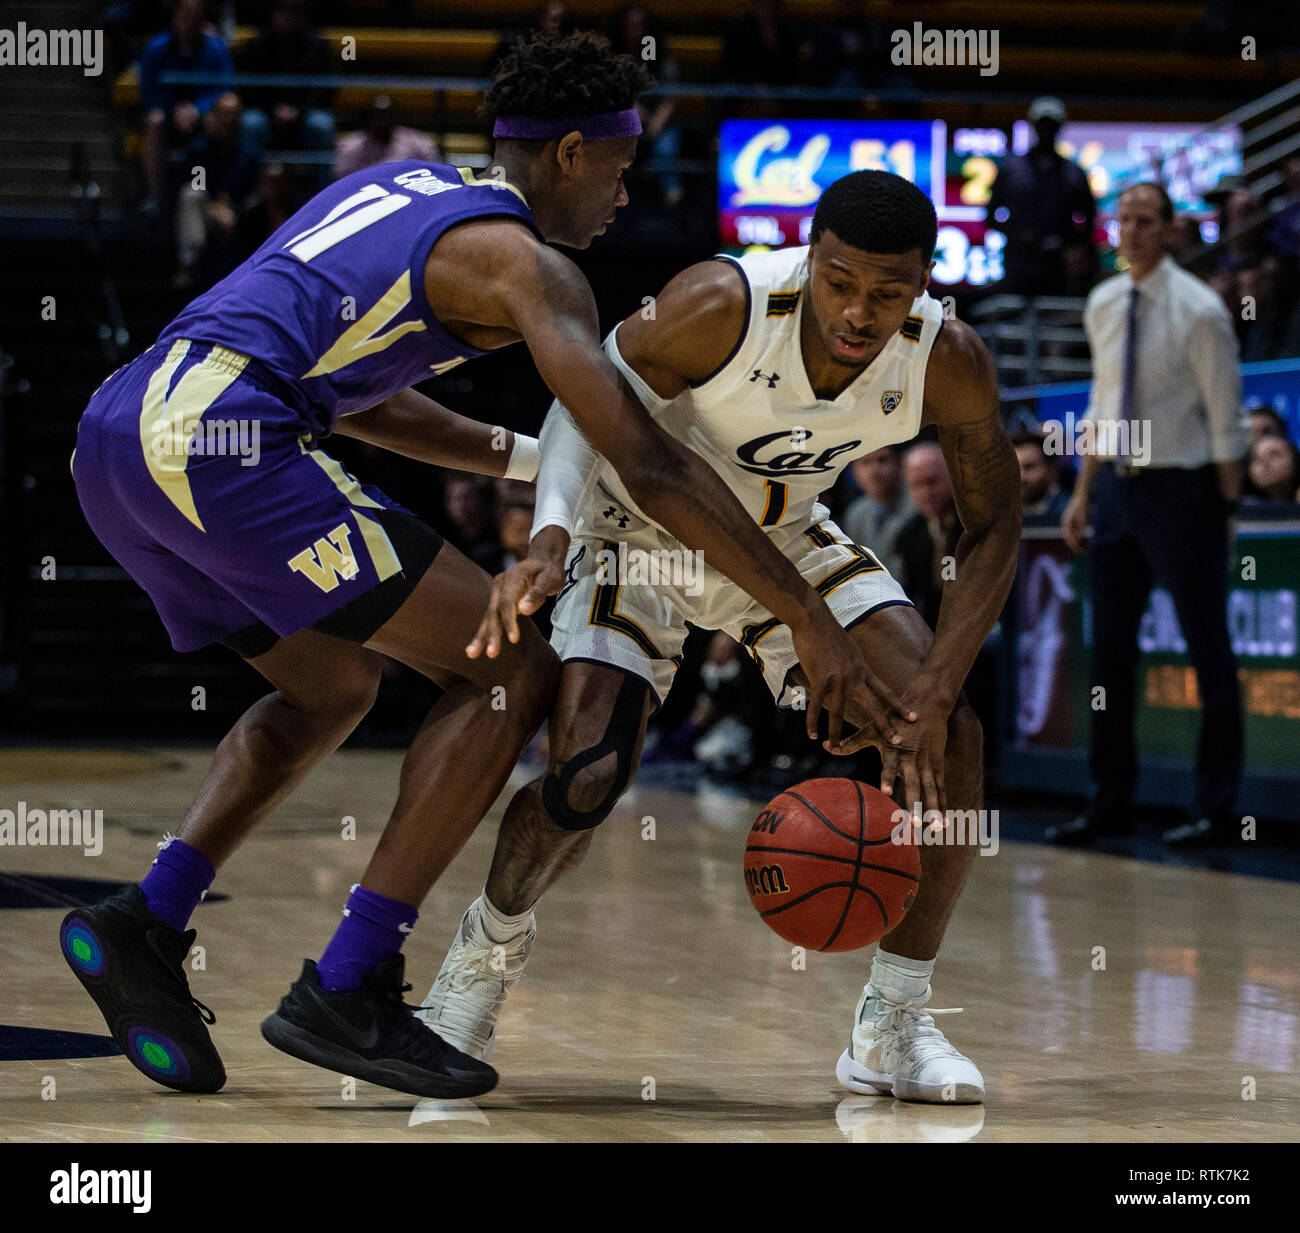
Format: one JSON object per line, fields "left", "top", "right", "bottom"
{"left": 2, "top": 748, "right": 1297, "bottom": 1143}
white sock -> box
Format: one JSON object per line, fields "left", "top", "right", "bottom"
{"left": 869, "top": 947, "right": 935, "bottom": 1002}
{"left": 476, "top": 889, "right": 533, "bottom": 944}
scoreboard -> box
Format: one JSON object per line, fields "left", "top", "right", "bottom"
{"left": 717, "top": 118, "right": 1242, "bottom": 291}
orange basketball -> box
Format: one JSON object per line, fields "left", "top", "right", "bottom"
{"left": 744, "top": 778, "right": 921, "bottom": 953}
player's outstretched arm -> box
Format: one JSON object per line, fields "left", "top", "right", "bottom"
{"left": 478, "top": 236, "right": 916, "bottom": 747}
{"left": 464, "top": 401, "right": 599, "bottom": 657}
{"left": 332, "top": 387, "right": 538, "bottom": 480}
{"left": 922, "top": 319, "right": 1023, "bottom": 705}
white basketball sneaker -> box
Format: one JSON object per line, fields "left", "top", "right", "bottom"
{"left": 835, "top": 983, "right": 985, "bottom": 1104}
{"left": 417, "top": 897, "right": 535, "bottom": 1062}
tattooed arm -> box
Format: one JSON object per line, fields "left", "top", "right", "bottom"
{"left": 919, "top": 319, "right": 1023, "bottom": 707}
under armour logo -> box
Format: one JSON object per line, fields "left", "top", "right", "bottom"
{"left": 603, "top": 505, "right": 630, "bottom": 528}
{"left": 750, "top": 369, "right": 780, "bottom": 388}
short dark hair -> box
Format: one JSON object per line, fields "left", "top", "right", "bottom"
{"left": 810, "top": 170, "right": 938, "bottom": 261}
{"left": 1120, "top": 181, "right": 1174, "bottom": 222}
{"left": 484, "top": 30, "right": 651, "bottom": 124}
{"left": 1249, "top": 406, "right": 1288, "bottom": 433}
{"left": 1010, "top": 429, "right": 1050, "bottom": 453}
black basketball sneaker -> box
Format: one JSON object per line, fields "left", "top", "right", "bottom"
{"left": 59, "top": 884, "right": 226, "bottom": 1092}
{"left": 260, "top": 956, "right": 498, "bottom": 1099}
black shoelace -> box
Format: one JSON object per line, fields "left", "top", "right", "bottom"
{"left": 149, "top": 927, "right": 217, "bottom": 1025}
{"left": 371, "top": 976, "right": 459, "bottom": 1063}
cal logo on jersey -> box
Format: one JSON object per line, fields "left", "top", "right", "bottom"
{"left": 735, "top": 428, "right": 862, "bottom": 478}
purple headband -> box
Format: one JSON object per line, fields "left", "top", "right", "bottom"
{"left": 493, "top": 108, "right": 642, "bottom": 141}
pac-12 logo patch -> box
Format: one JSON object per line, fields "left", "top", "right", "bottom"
{"left": 881, "top": 390, "right": 903, "bottom": 414}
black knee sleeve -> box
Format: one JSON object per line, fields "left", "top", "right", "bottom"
{"left": 541, "top": 672, "right": 650, "bottom": 831}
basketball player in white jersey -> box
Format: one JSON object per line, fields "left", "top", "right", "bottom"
{"left": 421, "top": 171, "right": 1022, "bottom": 1102}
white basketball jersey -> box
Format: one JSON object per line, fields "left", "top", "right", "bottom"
{"left": 592, "top": 244, "right": 946, "bottom": 535}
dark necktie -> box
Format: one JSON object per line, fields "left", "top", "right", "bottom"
{"left": 1117, "top": 284, "right": 1140, "bottom": 459}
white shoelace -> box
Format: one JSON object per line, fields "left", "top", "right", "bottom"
{"left": 439, "top": 949, "right": 509, "bottom": 999}
{"left": 869, "top": 997, "right": 969, "bottom": 1068}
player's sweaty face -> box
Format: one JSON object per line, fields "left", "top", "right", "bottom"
{"left": 562, "top": 136, "right": 636, "bottom": 248}
{"left": 806, "top": 234, "right": 929, "bottom": 368}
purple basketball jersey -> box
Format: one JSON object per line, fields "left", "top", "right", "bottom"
{"left": 157, "top": 160, "right": 540, "bottom": 436}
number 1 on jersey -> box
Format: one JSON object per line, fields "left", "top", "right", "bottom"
{"left": 759, "top": 479, "right": 788, "bottom": 527}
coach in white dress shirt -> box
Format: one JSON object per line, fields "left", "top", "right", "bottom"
{"left": 1054, "top": 181, "right": 1249, "bottom": 848}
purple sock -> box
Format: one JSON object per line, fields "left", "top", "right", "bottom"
{"left": 139, "top": 837, "right": 215, "bottom": 932}
{"left": 317, "top": 883, "right": 418, "bottom": 993}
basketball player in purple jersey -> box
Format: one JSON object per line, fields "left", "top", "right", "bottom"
{"left": 59, "top": 32, "right": 913, "bottom": 1100}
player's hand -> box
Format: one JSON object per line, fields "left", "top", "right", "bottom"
{"left": 811, "top": 660, "right": 949, "bottom": 823}
{"left": 1061, "top": 495, "right": 1089, "bottom": 554}
{"left": 871, "top": 677, "right": 953, "bottom": 824}
{"left": 466, "top": 527, "right": 569, "bottom": 659}
{"left": 790, "top": 608, "right": 916, "bottom": 755}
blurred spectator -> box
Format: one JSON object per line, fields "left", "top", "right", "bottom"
{"left": 250, "top": 161, "right": 293, "bottom": 237}
{"left": 722, "top": 0, "right": 800, "bottom": 87}
{"left": 441, "top": 474, "right": 497, "bottom": 559}
{"left": 102, "top": 0, "right": 170, "bottom": 78}
{"left": 840, "top": 445, "right": 914, "bottom": 578}
{"left": 467, "top": 485, "right": 557, "bottom": 636}
{"left": 335, "top": 96, "right": 439, "bottom": 179}
{"left": 1248, "top": 405, "right": 1288, "bottom": 442}
{"left": 1012, "top": 430, "right": 1069, "bottom": 522}
{"left": 1207, "top": 268, "right": 1237, "bottom": 316}
{"left": 611, "top": 5, "right": 683, "bottom": 208}
{"left": 1205, "top": 174, "right": 1267, "bottom": 275}
{"left": 472, "top": 501, "right": 535, "bottom": 576}
{"left": 646, "top": 629, "right": 776, "bottom": 779}
{"left": 1236, "top": 260, "right": 1300, "bottom": 361}
{"left": 175, "top": 91, "right": 263, "bottom": 287}
{"left": 495, "top": 477, "right": 538, "bottom": 508}
{"left": 489, "top": 2, "right": 570, "bottom": 75}
{"left": 1243, "top": 433, "right": 1300, "bottom": 504}
{"left": 805, "top": 0, "right": 901, "bottom": 92}
{"left": 1264, "top": 158, "right": 1300, "bottom": 357}
{"left": 1265, "top": 157, "right": 1300, "bottom": 264}
{"left": 895, "top": 442, "right": 960, "bottom": 629}
{"left": 689, "top": 633, "right": 762, "bottom": 776}
{"left": 1169, "top": 214, "right": 1204, "bottom": 262}
{"left": 239, "top": 0, "right": 335, "bottom": 187}
{"left": 138, "top": 0, "right": 233, "bottom": 213}
{"left": 986, "top": 97, "right": 1096, "bottom": 295}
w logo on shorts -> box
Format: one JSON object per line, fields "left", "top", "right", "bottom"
{"left": 288, "top": 523, "right": 360, "bottom": 592}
